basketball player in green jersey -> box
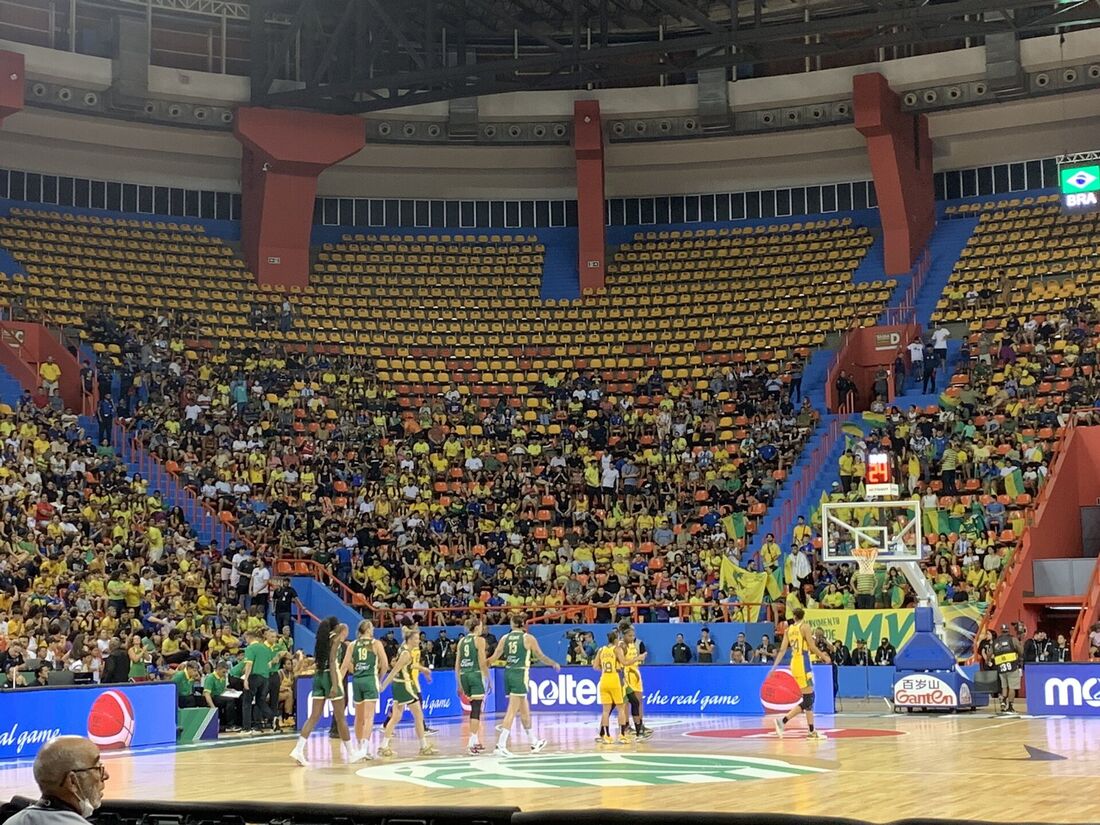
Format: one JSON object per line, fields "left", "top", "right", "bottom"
{"left": 376, "top": 625, "right": 439, "bottom": 757}
{"left": 291, "top": 617, "right": 354, "bottom": 766}
{"left": 342, "top": 619, "right": 389, "bottom": 761}
{"left": 487, "top": 613, "right": 560, "bottom": 756}
{"left": 455, "top": 616, "right": 491, "bottom": 754}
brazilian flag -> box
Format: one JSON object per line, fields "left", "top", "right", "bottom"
{"left": 939, "top": 392, "right": 960, "bottom": 409}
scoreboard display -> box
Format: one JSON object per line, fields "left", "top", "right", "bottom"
{"left": 1060, "top": 163, "right": 1100, "bottom": 213}
{"left": 865, "top": 450, "right": 899, "bottom": 498}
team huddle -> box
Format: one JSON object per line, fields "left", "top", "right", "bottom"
{"left": 286, "top": 612, "right": 817, "bottom": 764}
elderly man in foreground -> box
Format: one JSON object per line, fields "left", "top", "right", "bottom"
{"left": 6, "top": 737, "right": 109, "bottom": 825}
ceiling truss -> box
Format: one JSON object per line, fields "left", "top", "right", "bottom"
{"left": 249, "top": 0, "right": 1100, "bottom": 113}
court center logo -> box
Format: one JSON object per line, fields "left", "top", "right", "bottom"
{"left": 357, "top": 752, "right": 826, "bottom": 788}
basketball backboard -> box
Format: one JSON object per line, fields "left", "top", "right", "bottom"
{"left": 820, "top": 499, "right": 923, "bottom": 565}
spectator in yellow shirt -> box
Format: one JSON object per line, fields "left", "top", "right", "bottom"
{"left": 38, "top": 356, "right": 61, "bottom": 397}
{"left": 759, "top": 534, "right": 781, "bottom": 572}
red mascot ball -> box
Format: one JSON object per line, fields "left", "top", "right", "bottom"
{"left": 760, "top": 670, "right": 802, "bottom": 713}
{"left": 87, "top": 690, "right": 136, "bottom": 751}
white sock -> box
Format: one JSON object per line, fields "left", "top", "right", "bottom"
{"left": 382, "top": 736, "right": 391, "bottom": 748}
{"left": 419, "top": 737, "right": 427, "bottom": 748}
{"left": 498, "top": 728, "right": 510, "bottom": 746}
{"left": 468, "top": 733, "right": 478, "bottom": 747}
{"left": 522, "top": 726, "right": 532, "bottom": 740}
{"left": 294, "top": 736, "right": 307, "bottom": 751}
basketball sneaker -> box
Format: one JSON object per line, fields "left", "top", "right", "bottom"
{"left": 493, "top": 744, "right": 514, "bottom": 757}
{"left": 773, "top": 718, "right": 785, "bottom": 739}
{"left": 419, "top": 743, "right": 440, "bottom": 756}
{"left": 638, "top": 727, "right": 654, "bottom": 740}
{"left": 468, "top": 743, "right": 485, "bottom": 755}
{"left": 351, "top": 747, "right": 374, "bottom": 762}
{"left": 807, "top": 730, "right": 826, "bottom": 740}
{"left": 615, "top": 735, "right": 630, "bottom": 745}
{"left": 530, "top": 738, "right": 548, "bottom": 753}
{"left": 290, "top": 745, "right": 308, "bottom": 766}
{"left": 378, "top": 745, "right": 395, "bottom": 757}
{"left": 599, "top": 734, "right": 614, "bottom": 744}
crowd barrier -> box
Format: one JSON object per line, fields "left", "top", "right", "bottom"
{"left": 295, "top": 665, "right": 836, "bottom": 729}
{"left": 0, "top": 682, "right": 176, "bottom": 761}
{"left": 1, "top": 797, "right": 1084, "bottom": 825}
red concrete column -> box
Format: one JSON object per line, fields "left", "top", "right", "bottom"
{"left": 573, "top": 100, "right": 606, "bottom": 293}
{"left": 233, "top": 107, "right": 365, "bottom": 288}
{"left": 0, "top": 51, "right": 25, "bottom": 125}
{"left": 853, "top": 73, "right": 935, "bottom": 276}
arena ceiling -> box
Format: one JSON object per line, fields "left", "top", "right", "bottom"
{"left": 248, "top": 0, "right": 1100, "bottom": 113}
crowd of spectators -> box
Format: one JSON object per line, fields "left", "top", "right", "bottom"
{"left": 0, "top": 400, "right": 315, "bottom": 731}
{"left": 87, "top": 314, "right": 821, "bottom": 626}
{"left": 5, "top": 301, "right": 1095, "bottom": 718}
{"left": 794, "top": 310, "right": 1100, "bottom": 634}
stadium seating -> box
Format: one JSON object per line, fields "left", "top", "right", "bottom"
{"left": 934, "top": 195, "right": 1100, "bottom": 326}
{"left": 0, "top": 207, "right": 251, "bottom": 335}
{"left": 0, "top": 203, "right": 901, "bottom": 629}
{"left": 0, "top": 209, "right": 892, "bottom": 398}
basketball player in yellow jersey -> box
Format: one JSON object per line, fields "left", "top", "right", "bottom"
{"left": 619, "top": 622, "right": 652, "bottom": 739}
{"left": 593, "top": 630, "right": 642, "bottom": 744}
{"left": 768, "top": 607, "right": 831, "bottom": 740}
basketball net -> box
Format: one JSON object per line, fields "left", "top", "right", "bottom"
{"left": 852, "top": 546, "right": 879, "bottom": 575}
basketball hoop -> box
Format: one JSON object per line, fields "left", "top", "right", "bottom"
{"left": 852, "top": 546, "right": 879, "bottom": 575}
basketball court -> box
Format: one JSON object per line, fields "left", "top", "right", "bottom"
{"left": 0, "top": 707, "right": 1094, "bottom": 821}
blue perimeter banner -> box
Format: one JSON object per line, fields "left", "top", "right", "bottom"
{"left": 0, "top": 683, "right": 177, "bottom": 760}
{"left": 1022, "top": 664, "right": 1100, "bottom": 716}
{"left": 295, "top": 672, "right": 469, "bottom": 729}
{"left": 513, "top": 665, "right": 834, "bottom": 716}
{"left": 297, "top": 665, "right": 833, "bottom": 727}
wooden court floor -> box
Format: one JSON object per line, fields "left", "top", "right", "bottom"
{"left": 1, "top": 705, "right": 1097, "bottom": 822}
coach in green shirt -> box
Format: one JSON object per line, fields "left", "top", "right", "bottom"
{"left": 172, "top": 660, "right": 200, "bottom": 708}
{"left": 229, "top": 631, "right": 277, "bottom": 732}
{"left": 204, "top": 660, "right": 240, "bottom": 733}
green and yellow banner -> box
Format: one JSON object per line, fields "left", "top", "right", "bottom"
{"left": 802, "top": 603, "right": 985, "bottom": 661}
{"left": 719, "top": 556, "right": 783, "bottom": 620}
{"left": 1004, "top": 468, "right": 1025, "bottom": 498}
